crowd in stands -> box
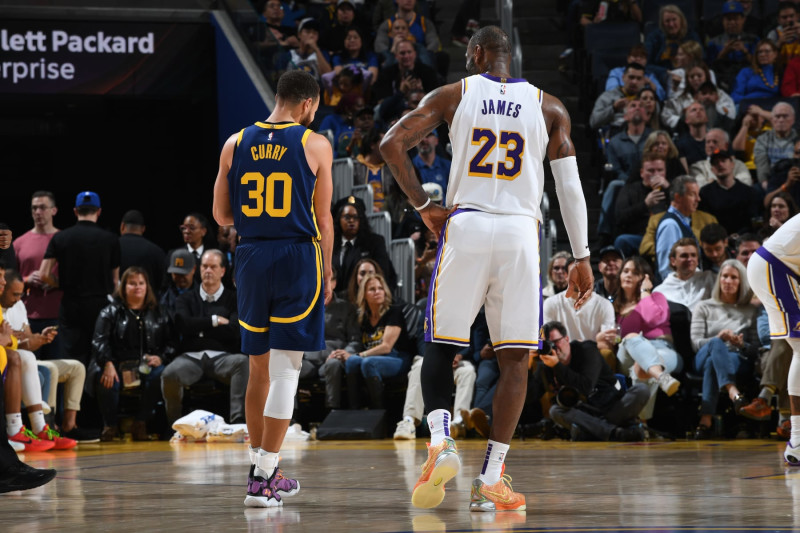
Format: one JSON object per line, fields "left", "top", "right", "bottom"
{"left": 536, "top": 0, "right": 800, "bottom": 441}
{"left": 581, "top": 2, "right": 800, "bottom": 251}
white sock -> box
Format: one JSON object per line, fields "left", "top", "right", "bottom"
{"left": 452, "top": 412, "right": 463, "bottom": 424}
{"left": 29, "top": 410, "right": 46, "bottom": 434}
{"left": 427, "top": 409, "right": 451, "bottom": 446}
{"left": 6, "top": 413, "right": 22, "bottom": 436}
{"left": 478, "top": 439, "right": 509, "bottom": 485}
{"left": 255, "top": 449, "right": 280, "bottom": 478}
{"left": 791, "top": 416, "right": 800, "bottom": 447}
{"left": 759, "top": 387, "right": 775, "bottom": 403}
{"left": 248, "top": 445, "right": 260, "bottom": 465}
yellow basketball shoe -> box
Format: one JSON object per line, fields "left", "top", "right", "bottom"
{"left": 469, "top": 468, "right": 526, "bottom": 512}
{"left": 411, "top": 437, "right": 460, "bottom": 509}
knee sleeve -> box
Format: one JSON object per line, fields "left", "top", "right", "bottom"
{"left": 264, "top": 349, "right": 303, "bottom": 419}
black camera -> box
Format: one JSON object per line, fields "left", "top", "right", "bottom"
{"left": 555, "top": 386, "right": 581, "bottom": 408}
{"left": 538, "top": 339, "right": 553, "bottom": 355}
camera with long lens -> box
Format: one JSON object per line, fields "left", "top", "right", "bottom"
{"left": 555, "top": 386, "right": 581, "bottom": 408}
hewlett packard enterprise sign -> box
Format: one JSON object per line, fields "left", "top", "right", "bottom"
{"left": 0, "top": 19, "right": 209, "bottom": 95}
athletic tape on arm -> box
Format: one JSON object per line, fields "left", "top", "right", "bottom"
{"left": 551, "top": 156, "right": 590, "bottom": 259}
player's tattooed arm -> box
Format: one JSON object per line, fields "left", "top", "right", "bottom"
{"left": 381, "top": 83, "right": 461, "bottom": 237}
{"left": 542, "top": 92, "right": 576, "bottom": 161}
{"left": 380, "top": 83, "right": 461, "bottom": 208}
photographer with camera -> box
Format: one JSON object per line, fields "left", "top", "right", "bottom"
{"left": 534, "top": 321, "right": 650, "bottom": 442}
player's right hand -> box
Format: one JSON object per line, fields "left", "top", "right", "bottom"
{"left": 565, "top": 259, "right": 594, "bottom": 310}
{"left": 323, "top": 271, "right": 333, "bottom": 305}
{"left": 420, "top": 204, "right": 456, "bottom": 242}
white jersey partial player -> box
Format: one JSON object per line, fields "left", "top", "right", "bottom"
{"left": 747, "top": 213, "right": 800, "bottom": 465}
{"left": 381, "top": 25, "right": 593, "bottom": 512}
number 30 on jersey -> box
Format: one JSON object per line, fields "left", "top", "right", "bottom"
{"left": 240, "top": 171, "right": 292, "bottom": 217}
{"left": 468, "top": 128, "right": 525, "bottom": 180}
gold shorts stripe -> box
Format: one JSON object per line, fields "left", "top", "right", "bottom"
{"left": 239, "top": 320, "right": 269, "bottom": 333}
{"left": 270, "top": 240, "right": 322, "bottom": 323}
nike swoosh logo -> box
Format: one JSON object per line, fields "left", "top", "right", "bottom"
{"left": 481, "top": 489, "right": 514, "bottom": 504}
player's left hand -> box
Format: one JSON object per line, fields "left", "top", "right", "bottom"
{"left": 420, "top": 204, "right": 457, "bottom": 242}
{"left": 565, "top": 258, "right": 594, "bottom": 310}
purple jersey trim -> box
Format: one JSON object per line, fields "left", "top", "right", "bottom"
{"left": 480, "top": 73, "right": 527, "bottom": 84}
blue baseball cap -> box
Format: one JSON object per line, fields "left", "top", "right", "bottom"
{"left": 75, "top": 191, "right": 101, "bottom": 209}
{"left": 722, "top": 1, "right": 744, "bottom": 14}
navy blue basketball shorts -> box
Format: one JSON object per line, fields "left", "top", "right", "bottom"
{"left": 235, "top": 238, "right": 326, "bottom": 355}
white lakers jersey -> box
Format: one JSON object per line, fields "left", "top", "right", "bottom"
{"left": 764, "top": 212, "right": 800, "bottom": 275}
{"left": 447, "top": 73, "right": 548, "bottom": 220}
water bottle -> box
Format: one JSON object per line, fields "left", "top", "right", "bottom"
{"left": 139, "top": 354, "right": 152, "bottom": 375}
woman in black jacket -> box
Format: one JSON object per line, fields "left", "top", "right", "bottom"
{"left": 92, "top": 266, "right": 174, "bottom": 441}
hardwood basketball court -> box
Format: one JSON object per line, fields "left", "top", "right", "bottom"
{"left": 1, "top": 438, "right": 798, "bottom": 532}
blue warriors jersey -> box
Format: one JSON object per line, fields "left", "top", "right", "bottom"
{"left": 228, "top": 121, "right": 319, "bottom": 241}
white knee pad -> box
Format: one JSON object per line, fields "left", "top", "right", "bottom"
{"left": 264, "top": 349, "right": 303, "bottom": 419}
{"left": 787, "top": 341, "right": 800, "bottom": 397}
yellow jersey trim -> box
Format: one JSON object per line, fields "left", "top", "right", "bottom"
{"left": 310, "top": 176, "right": 321, "bottom": 241}
{"left": 235, "top": 128, "right": 245, "bottom": 147}
{"left": 492, "top": 339, "right": 539, "bottom": 347}
{"left": 254, "top": 122, "right": 301, "bottom": 130}
{"left": 270, "top": 240, "right": 322, "bottom": 323}
{"left": 239, "top": 320, "right": 269, "bottom": 333}
{"left": 434, "top": 334, "right": 471, "bottom": 343}
{"left": 301, "top": 129, "right": 312, "bottom": 146}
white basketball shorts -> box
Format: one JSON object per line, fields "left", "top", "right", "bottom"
{"left": 748, "top": 249, "right": 800, "bottom": 339}
{"left": 424, "top": 209, "right": 542, "bottom": 350}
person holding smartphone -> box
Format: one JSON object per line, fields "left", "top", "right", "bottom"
{"left": 0, "top": 225, "right": 57, "bottom": 493}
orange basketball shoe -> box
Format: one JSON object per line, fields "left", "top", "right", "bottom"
{"left": 8, "top": 426, "right": 55, "bottom": 452}
{"left": 411, "top": 437, "right": 460, "bottom": 509}
{"left": 469, "top": 468, "right": 526, "bottom": 512}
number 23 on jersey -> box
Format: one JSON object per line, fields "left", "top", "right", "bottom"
{"left": 468, "top": 128, "right": 525, "bottom": 180}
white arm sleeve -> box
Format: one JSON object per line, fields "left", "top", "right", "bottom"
{"left": 551, "top": 156, "right": 590, "bottom": 259}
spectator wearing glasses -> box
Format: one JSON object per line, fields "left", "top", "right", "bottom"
{"left": 14, "top": 191, "right": 63, "bottom": 360}
{"left": 754, "top": 102, "right": 799, "bottom": 190}
{"left": 165, "top": 213, "right": 216, "bottom": 289}
{"left": 538, "top": 321, "right": 650, "bottom": 442}
{"left": 542, "top": 251, "right": 572, "bottom": 299}
{"left": 331, "top": 196, "right": 397, "bottom": 297}
{"left": 731, "top": 39, "right": 782, "bottom": 106}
